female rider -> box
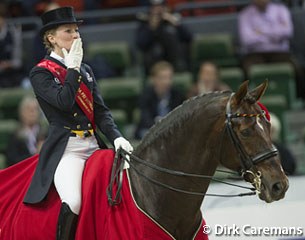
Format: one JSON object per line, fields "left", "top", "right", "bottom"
{"left": 23, "top": 7, "right": 133, "bottom": 240}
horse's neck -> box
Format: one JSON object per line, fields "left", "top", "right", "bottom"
{"left": 129, "top": 108, "right": 224, "bottom": 239}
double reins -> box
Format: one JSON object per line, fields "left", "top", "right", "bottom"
{"left": 122, "top": 148, "right": 256, "bottom": 196}
{"left": 107, "top": 147, "right": 256, "bottom": 205}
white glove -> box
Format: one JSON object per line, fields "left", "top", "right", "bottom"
{"left": 114, "top": 137, "right": 133, "bottom": 153}
{"left": 62, "top": 38, "right": 83, "bottom": 70}
{"left": 114, "top": 137, "right": 133, "bottom": 169}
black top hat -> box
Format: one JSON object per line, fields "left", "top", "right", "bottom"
{"left": 40, "top": 7, "right": 83, "bottom": 36}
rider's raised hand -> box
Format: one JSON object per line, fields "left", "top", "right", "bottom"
{"left": 62, "top": 38, "right": 83, "bottom": 71}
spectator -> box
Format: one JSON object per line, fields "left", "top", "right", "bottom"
{"left": 136, "top": 0, "right": 192, "bottom": 73}
{"left": 7, "top": 0, "right": 30, "bottom": 17}
{"left": 135, "top": 61, "right": 185, "bottom": 139}
{"left": 5, "top": 96, "right": 46, "bottom": 166}
{"left": 22, "top": 0, "right": 40, "bottom": 16}
{"left": 270, "top": 112, "right": 297, "bottom": 175}
{"left": 239, "top": 0, "right": 293, "bottom": 58}
{"left": 238, "top": 0, "right": 305, "bottom": 99}
{"left": 188, "top": 61, "right": 230, "bottom": 97}
{"left": 0, "top": 2, "right": 23, "bottom": 88}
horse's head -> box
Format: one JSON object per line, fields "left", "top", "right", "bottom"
{"left": 220, "top": 80, "right": 289, "bottom": 203}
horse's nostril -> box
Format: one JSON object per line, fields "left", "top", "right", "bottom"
{"left": 272, "top": 182, "right": 282, "bottom": 195}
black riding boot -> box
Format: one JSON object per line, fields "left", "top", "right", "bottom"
{"left": 56, "top": 202, "right": 78, "bottom": 240}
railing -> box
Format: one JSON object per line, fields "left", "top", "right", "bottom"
{"left": 8, "top": 16, "right": 41, "bottom": 31}
{"left": 173, "top": 0, "right": 251, "bottom": 14}
{"left": 8, "top": 6, "right": 148, "bottom": 31}
{"left": 7, "top": 0, "right": 304, "bottom": 31}
{"left": 76, "top": 6, "right": 147, "bottom": 21}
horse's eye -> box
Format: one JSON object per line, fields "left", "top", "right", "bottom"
{"left": 240, "top": 128, "right": 251, "bottom": 137}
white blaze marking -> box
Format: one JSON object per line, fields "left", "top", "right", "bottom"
{"left": 256, "top": 116, "right": 264, "bottom": 131}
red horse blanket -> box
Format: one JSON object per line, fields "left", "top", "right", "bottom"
{"left": 0, "top": 150, "right": 208, "bottom": 240}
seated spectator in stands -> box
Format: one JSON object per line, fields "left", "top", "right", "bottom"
{"left": 239, "top": 0, "right": 293, "bottom": 62}
{"left": 135, "top": 61, "right": 185, "bottom": 139}
{"left": 239, "top": 0, "right": 305, "bottom": 100}
{"left": 188, "top": 61, "right": 230, "bottom": 97}
{"left": 7, "top": 0, "right": 30, "bottom": 17}
{"left": 5, "top": 96, "right": 46, "bottom": 166}
{"left": 0, "top": 3, "right": 23, "bottom": 88}
{"left": 136, "top": 0, "right": 192, "bottom": 73}
{"left": 270, "top": 113, "right": 296, "bottom": 175}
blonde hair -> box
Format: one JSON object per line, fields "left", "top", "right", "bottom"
{"left": 150, "top": 61, "right": 174, "bottom": 77}
{"left": 43, "top": 28, "right": 57, "bottom": 53}
{"left": 198, "top": 61, "right": 219, "bottom": 79}
{"left": 18, "top": 96, "right": 38, "bottom": 117}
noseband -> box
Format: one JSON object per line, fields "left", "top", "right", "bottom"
{"left": 225, "top": 93, "right": 278, "bottom": 192}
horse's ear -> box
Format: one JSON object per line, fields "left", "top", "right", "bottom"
{"left": 234, "top": 80, "right": 249, "bottom": 104}
{"left": 249, "top": 79, "right": 268, "bottom": 102}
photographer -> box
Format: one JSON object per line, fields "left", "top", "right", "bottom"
{"left": 136, "top": 0, "right": 192, "bottom": 73}
{"left": 0, "top": 2, "right": 23, "bottom": 88}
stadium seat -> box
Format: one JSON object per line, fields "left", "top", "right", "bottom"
{"left": 0, "top": 119, "right": 19, "bottom": 153}
{"left": 0, "top": 88, "right": 34, "bottom": 120}
{"left": 0, "top": 154, "right": 6, "bottom": 169}
{"left": 173, "top": 72, "right": 193, "bottom": 95}
{"left": 87, "top": 41, "right": 131, "bottom": 74}
{"left": 98, "top": 77, "right": 141, "bottom": 99}
{"left": 98, "top": 77, "right": 142, "bottom": 122}
{"left": 132, "top": 108, "right": 140, "bottom": 125}
{"left": 249, "top": 63, "right": 297, "bottom": 109}
{"left": 95, "top": 108, "right": 135, "bottom": 146}
{"left": 110, "top": 109, "right": 128, "bottom": 135}
{"left": 219, "top": 67, "right": 244, "bottom": 91}
{"left": 283, "top": 110, "right": 305, "bottom": 141}
{"left": 191, "top": 33, "right": 239, "bottom": 69}
{"left": 283, "top": 110, "right": 305, "bottom": 174}
{"left": 249, "top": 63, "right": 297, "bottom": 142}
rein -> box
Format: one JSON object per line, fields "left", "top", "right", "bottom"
{"left": 122, "top": 148, "right": 256, "bottom": 197}
{"left": 107, "top": 93, "right": 278, "bottom": 205}
{"left": 107, "top": 150, "right": 256, "bottom": 206}
{"left": 106, "top": 150, "right": 125, "bottom": 206}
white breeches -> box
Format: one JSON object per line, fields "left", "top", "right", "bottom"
{"left": 54, "top": 135, "right": 99, "bottom": 215}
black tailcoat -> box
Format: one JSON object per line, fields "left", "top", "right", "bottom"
{"left": 23, "top": 56, "right": 121, "bottom": 204}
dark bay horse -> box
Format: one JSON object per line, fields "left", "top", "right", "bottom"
{"left": 127, "top": 80, "right": 289, "bottom": 239}
{"left": 0, "top": 81, "right": 288, "bottom": 240}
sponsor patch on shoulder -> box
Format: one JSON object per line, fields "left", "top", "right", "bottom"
{"left": 86, "top": 72, "right": 93, "bottom": 82}
{"left": 54, "top": 77, "right": 61, "bottom": 84}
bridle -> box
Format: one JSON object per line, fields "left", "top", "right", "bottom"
{"left": 107, "top": 93, "right": 279, "bottom": 205}
{"left": 225, "top": 93, "right": 278, "bottom": 193}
